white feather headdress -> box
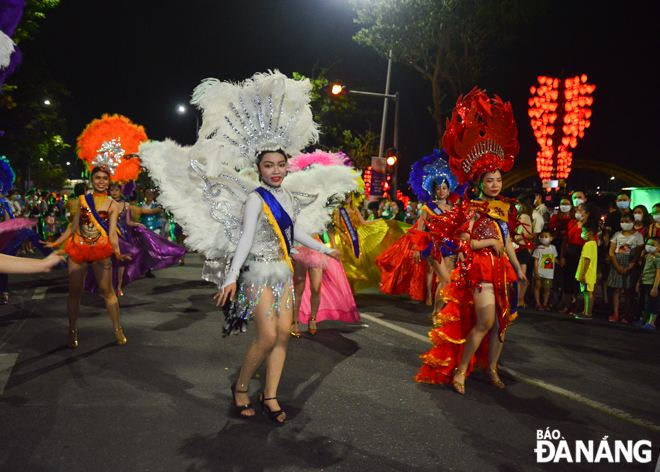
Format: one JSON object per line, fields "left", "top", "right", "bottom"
{"left": 190, "top": 70, "right": 319, "bottom": 172}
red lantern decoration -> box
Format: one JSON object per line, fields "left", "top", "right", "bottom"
{"left": 530, "top": 74, "right": 595, "bottom": 183}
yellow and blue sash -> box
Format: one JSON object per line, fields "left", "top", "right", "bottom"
{"left": 82, "top": 194, "right": 121, "bottom": 238}
{"left": 339, "top": 207, "right": 360, "bottom": 258}
{"left": 254, "top": 187, "right": 294, "bottom": 272}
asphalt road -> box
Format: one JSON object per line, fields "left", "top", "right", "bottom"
{"left": 1, "top": 254, "right": 658, "bottom": 472}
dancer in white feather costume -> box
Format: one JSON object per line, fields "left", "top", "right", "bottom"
{"left": 139, "top": 71, "right": 359, "bottom": 422}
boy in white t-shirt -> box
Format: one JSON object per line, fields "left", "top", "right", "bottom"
{"left": 533, "top": 229, "right": 558, "bottom": 310}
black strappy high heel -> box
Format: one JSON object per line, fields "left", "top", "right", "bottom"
{"left": 231, "top": 383, "right": 254, "bottom": 418}
{"left": 259, "top": 393, "right": 286, "bottom": 423}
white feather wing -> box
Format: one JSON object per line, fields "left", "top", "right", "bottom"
{"left": 139, "top": 139, "right": 258, "bottom": 259}
{"left": 283, "top": 164, "right": 359, "bottom": 235}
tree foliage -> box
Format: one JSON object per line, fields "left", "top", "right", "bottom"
{"left": 33, "top": 162, "right": 67, "bottom": 190}
{"left": 11, "top": 0, "right": 62, "bottom": 44}
{"left": 352, "top": 0, "right": 542, "bottom": 146}
{"left": 293, "top": 68, "right": 379, "bottom": 170}
{"left": 0, "top": 66, "right": 70, "bottom": 187}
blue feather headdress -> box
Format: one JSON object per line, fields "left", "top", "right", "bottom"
{"left": 0, "top": 156, "right": 15, "bottom": 195}
{"left": 408, "top": 149, "right": 460, "bottom": 203}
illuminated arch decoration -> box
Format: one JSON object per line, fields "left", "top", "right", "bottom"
{"left": 528, "top": 75, "right": 595, "bottom": 182}
{"left": 503, "top": 159, "right": 656, "bottom": 189}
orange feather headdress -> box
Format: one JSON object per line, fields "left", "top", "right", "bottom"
{"left": 76, "top": 114, "right": 147, "bottom": 183}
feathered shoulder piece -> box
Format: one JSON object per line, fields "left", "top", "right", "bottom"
{"left": 284, "top": 150, "right": 359, "bottom": 235}
{"left": 444, "top": 88, "right": 519, "bottom": 184}
{"left": 408, "top": 149, "right": 460, "bottom": 203}
{"left": 0, "top": 155, "right": 15, "bottom": 195}
{"left": 76, "top": 114, "right": 147, "bottom": 183}
{"left": 190, "top": 70, "right": 319, "bottom": 172}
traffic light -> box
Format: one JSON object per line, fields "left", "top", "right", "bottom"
{"left": 386, "top": 148, "right": 397, "bottom": 167}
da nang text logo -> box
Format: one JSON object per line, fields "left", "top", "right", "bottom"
{"left": 535, "top": 429, "right": 653, "bottom": 464}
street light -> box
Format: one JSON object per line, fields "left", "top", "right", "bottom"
{"left": 44, "top": 99, "right": 51, "bottom": 105}
{"left": 331, "top": 50, "right": 401, "bottom": 198}
{"left": 66, "top": 162, "right": 70, "bottom": 166}
{"left": 176, "top": 104, "right": 200, "bottom": 141}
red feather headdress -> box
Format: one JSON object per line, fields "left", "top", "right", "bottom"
{"left": 76, "top": 114, "right": 147, "bottom": 183}
{"left": 443, "top": 88, "right": 519, "bottom": 184}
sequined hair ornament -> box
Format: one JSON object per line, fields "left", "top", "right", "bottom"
{"left": 0, "top": 155, "right": 15, "bottom": 196}
{"left": 76, "top": 114, "right": 148, "bottom": 183}
{"left": 443, "top": 87, "right": 519, "bottom": 185}
{"left": 190, "top": 70, "right": 319, "bottom": 172}
{"left": 408, "top": 149, "right": 460, "bottom": 204}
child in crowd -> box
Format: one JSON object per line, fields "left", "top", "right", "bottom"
{"left": 575, "top": 221, "right": 599, "bottom": 319}
{"left": 635, "top": 237, "right": 660, "bottom": 330}
{"left": 533, "top": 229, "right": 558, "bottom": 310}
{"left": 607, "top": 211, "right": 645, "bottom": 323}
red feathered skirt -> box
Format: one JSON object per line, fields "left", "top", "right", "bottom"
{"left": 415, "top": 249, "right": 518, "bottom": 385}
{"left": 64, "top": 232, "right": 114, "bottom": 264}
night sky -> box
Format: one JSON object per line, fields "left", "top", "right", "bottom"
{"left": 9, "top": 0, "right": 660, "bottom": 192}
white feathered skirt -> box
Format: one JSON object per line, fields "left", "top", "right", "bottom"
{"left": 222, "top": 255, "right": 294, "bottom": 336}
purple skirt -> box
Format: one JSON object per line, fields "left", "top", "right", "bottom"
{"left": 85, "top": 225, "right": 185, "bottom": 293}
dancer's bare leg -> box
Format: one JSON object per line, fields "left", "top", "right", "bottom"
{"left": 234, "top": 284, "right": 291, "bottom": 418}
{"left": 67, "top": 258, "right": 87, "bottom": 331}
{"left": 308, "top": 267, "right": 323, "bottom": 331}
{"left": 91, "top": 258, "right": 123, "bottom": 344}
{"left": 117, "top": 266, "right": 125, "bottom": 295}
{"left": 263, "top": 283, "right": 293, "bottom": 421}
{"left": 292, "top": 261, "right": 306, "bottom": 334}
{"left": 432, "top": 256, "right": 454, "bottom": 315}
{"left": 424, "top": 259, "right": 434, "bottom": 305}
{"left": 453, "top": 283, "right": 496, "bottom": 392}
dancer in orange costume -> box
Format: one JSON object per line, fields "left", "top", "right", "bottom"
{"left": 415, "top": 88, "right": 528, "bottom": 394}
{"left": 44, "top": 115, "right": 143, "bottom": 348}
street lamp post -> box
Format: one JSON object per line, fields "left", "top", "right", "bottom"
{"left": 176, "top": 105, "right": 200, "bottom": 141}
{"left": 332, "top": 51, "right": 401, "bottom": 198}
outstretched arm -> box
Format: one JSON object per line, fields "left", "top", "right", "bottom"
{"left": 294, "top": 224, "right": 340, "bottom": 260}
{"left": 0, "top": 252, "right": 65, "bottom": 273}
{"left": 217, "top": 194, "right": 261, "bottom": 306}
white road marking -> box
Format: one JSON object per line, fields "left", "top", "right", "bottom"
{"left": 0, "top": 353, "right": 19, "bottom": 395}
{"left": 360, "top": 313, "right": 432, "bottom": 344}
{"left": 31, "top": 287, "right": 47, "bottom": 301}
{"left": 361, "top": 312, "right": 660, "bottom": 433}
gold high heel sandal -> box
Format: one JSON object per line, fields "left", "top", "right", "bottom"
{"left": 308, "top": 316, "right": 317, "bottom": 335}
{"left": 451, "top": 368, "right": 466, "bottom": 395}
{"left": 484, "top": 367, "right": 505, "bottom": 389}
{"left": 67, "top": 329, "right": 78, "bottom": 349}
{"left": 114, "top": 327, "right": 127, "bottom": 346}
{"left": 290, "top": 321, "right": 300, "bottom": 338}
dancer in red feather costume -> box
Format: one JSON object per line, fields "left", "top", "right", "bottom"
{"left": 414, "top": 88, "right": 529, "bottom": 394}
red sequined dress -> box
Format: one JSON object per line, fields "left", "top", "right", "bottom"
{"left": 415, "top": 202, "right": 518, "bottom": 385}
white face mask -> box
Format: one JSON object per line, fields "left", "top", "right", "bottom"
{"left": 620, "top": 222, "right": 634, "bottom": 231}
{"left": 634, "top": 213, "right": 643, "bottom": 222}
{"left": 646, "top": 245, "right": 658, "bottom": 254}
{"left": 540, "top": 237, "right": 551, "bottom": 246}
{"left": 654, "top": 214, "right": 660, "bottom": 224}
{"left": 573, "top": 198, "right": 584, "bottom": 206}
{"left": 617, "top": 200, "right": 630, "bottom": 210}
{"left": 575, "top": 212, "right": 586, "bottom": 221}
{"left": 406, "top": 205, "right": 413, "bottom": 211}
{"left": 560, "top": 204, "right": 571, "bottom": 213}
